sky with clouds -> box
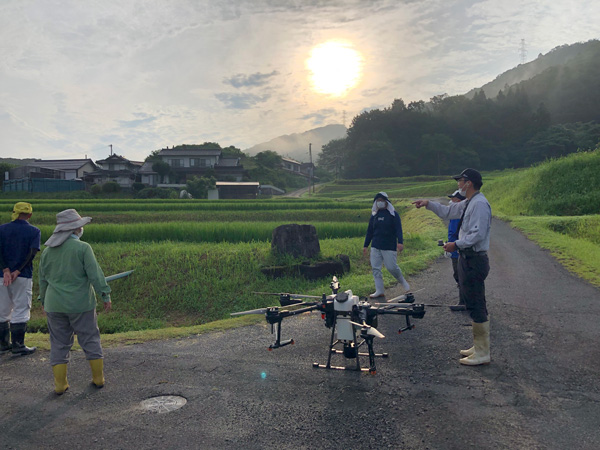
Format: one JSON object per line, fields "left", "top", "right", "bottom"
{"left": 1, "top": 0, "right": 599, "bottom": 162}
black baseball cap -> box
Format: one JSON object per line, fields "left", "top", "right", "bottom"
{"left": 448, "top": 190, "right": 466, "bottom": 200}
{"left": 452, "top": 168, "right": 482, "bottom": 185}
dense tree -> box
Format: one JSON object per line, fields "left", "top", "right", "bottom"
{"left": 253, "top": 150, "right": 282, "bottom": 169}
{"left": 316, "top": 138, "right": 347, "bottom": 178}
{"left": 186, "top": 176, "right": 216, "bottom": 199}
{"left": 152, "top": 161, "right": 172, "bottom": 183}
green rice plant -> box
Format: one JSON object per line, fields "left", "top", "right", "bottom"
{"left": 26, "top": 208, "right": 373, "bottom": 226}
{"left": 37, "top": 221, "right": 369, "bottom": 244}
{"left": 27, "top": 211, "right": 448, "bottom": 332}
{"left": 0, "top": 199, "right": 366, "bottom": 214}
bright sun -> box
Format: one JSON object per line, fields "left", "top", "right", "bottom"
{"left": 306, "top": 41, "right": 363, "bottom": 97}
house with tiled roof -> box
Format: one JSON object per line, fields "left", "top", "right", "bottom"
{"left": 85, "top": 154, "right": 142, "bottom": 189}
{"left": 139, "top": 146, "right": 246, "bottom": 186}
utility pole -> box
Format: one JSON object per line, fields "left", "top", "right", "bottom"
{"left": 109, "top": 144, "right": 113, "bottom": 156}
{"left": 308, "top": 143, "right": 313, "bottom": 194}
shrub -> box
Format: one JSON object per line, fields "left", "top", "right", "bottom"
{"left": 132, "top": 182, "right": 146, "bottom": 192}
{"left": 90, "top": 184, "right": 102, "bottom": 195}
{"left": 101, "top": 181, "right": 121, "bottom": 193}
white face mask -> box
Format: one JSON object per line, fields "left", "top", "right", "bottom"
{"left": 458, "top": 182, "right": 469, "bottom": 197}
{"left": 376, "top": 201, "right": 387, "bottom": 210}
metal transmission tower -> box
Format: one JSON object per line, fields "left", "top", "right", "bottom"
{"left": 519, "top": 39, "right": 527, "bottom": 65}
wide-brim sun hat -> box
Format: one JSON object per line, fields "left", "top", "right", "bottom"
{"left": 44, "top": 209, "right": 92, "bottom": 247}
{"left": 52, "top": 209, "right": 92, "bottom": 233}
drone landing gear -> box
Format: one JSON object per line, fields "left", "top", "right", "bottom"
{"left": 312, "top": 323, "right": 386, "bottom": 374}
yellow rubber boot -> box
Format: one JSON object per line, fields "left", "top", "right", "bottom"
{"left": 460, "top": 321, "right": 490, "bottom": 366}
{"left": 89, "top": 359, "right": 105, "bottom": 388}
{"left": 52, "top": 364, "right": 69, "bottom": 395}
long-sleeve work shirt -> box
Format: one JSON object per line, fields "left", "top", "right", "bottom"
{"left": 426, "top": 193, "right": 491, "bottom": 252}
{"left": 39, "top": 236, "right": 111, "bottom": 313}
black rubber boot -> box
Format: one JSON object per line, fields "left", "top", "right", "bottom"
{"left": 10, "top": 323, "right": 36, "bottom": 356}
{"left": 0, "top": 321, "right": 10, "bottom": 353}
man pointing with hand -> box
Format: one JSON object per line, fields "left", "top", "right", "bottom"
{"left": 413, "top": 168, "right": 492, "bottom": 366}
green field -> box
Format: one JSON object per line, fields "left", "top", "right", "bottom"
{"left": 18, "top": 194, "right": 446, "bottom": 337}
{"left": 9, "top": 148, "right": 600, "bottom": 345}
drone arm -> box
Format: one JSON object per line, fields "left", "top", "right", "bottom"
{"left": 277, "top": 303, "right": 320, "bottom": 318}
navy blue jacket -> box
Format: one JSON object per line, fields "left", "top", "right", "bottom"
{"left": 363, "top": 210, "right": 403, "bottom": 251}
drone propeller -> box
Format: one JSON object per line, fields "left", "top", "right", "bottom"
{"left": 230, "top": 307, "right": 272, "bottom": 317}
{"left": 349, "top": 321, "right": 385, "bottom": 339}
{"left": 386, "top": 288, "right": 425, "bottom": 304}
{"left": 252, "top": 292, "right": 321, "bottom": 299}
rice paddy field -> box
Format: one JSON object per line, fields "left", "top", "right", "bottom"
{"left": 0, "top": 180, "right": 452, "bottom": 334}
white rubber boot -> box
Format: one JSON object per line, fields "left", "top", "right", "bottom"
{"left": 369, "top": 277, "right": 385, "bottom": 298}
{"left": 460, "top": 321, "right": 490, "bottom": 366}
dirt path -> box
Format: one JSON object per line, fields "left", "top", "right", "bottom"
{"left": 1, "top": 218, "right": 599, "bottom": 449}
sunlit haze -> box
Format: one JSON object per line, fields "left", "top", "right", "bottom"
{"left": 1, "top": 1, "right": 599, "bottom": 161}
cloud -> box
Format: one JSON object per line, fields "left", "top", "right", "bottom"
{"left": 300, "top": 109, "right": 337, "bottom": 125}
{"left": 214, "top": 92, "right": 271, "bottom": 109}
{"left": 118, "top": 114, "right": 158, "bottom": 128}
{"left": 223, "top": 70, "right": 279, "bottom": 88}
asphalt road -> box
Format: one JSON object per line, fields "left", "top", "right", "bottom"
{"left": 1, "top": 218, "right": 599, "bottom": 449}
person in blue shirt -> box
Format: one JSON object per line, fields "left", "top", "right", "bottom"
{"left": 447, "top": 190, "right": 466, "bottom": 311}
{"left": 0, "top": 202, "right": 41, "bottom": 356}
{"left": 363, "top": 192, "right": 410, "bottom": 298}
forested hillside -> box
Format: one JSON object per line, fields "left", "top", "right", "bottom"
{"left": 318, "top": 40, "right": 600, "bottom": 179}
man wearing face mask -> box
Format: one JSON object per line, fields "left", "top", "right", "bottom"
{"left": 363, "top": 192, "right": 411, "bottom": 298}
{"left": 39, "top": 209, "right": 112, "bottom": 394}
{"left": 413, "top": 169, "right": 492, "bottom": 366}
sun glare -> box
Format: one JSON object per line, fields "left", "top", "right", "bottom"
{"left": 306, "top": 41, "right": 363, "bottom": 97}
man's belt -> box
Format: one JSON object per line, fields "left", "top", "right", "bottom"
{"left": 458, "top": 248, "right": 487, "bottom": 257}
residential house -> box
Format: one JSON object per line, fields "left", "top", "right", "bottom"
{"left": 85, "top": 154, "right": 143, "bottom": 189}
{"left": 281, "top": 157, "right": 315, "bottom": 179}
{"left": 4, "top": 159, "right": 97, "bottom": 192}
{"left": 139, "top": 147, "right": 246, "bottom": 186}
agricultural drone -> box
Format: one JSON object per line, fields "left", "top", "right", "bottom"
{"left": 231, "top": 277, "right": 426, "bottom": 374}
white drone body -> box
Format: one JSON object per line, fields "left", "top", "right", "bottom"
{"left": 333, "top": 289, "right": 360, "bottom": 341}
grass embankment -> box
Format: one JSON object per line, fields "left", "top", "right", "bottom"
{"left": 314, "top": 176, "right": 457, "bottom": 199}
{"left": 24, "top": 199, "right": 446, "bottom": 348}
{"left": 483, "top": 147, "right": 600, "bottom": 287}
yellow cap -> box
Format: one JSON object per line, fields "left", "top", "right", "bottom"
{"left": 11, "top": 202, "right": 33, "bottom": 221}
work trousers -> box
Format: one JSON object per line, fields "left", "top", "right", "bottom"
{"left": 0, "top": 277, "right": 32, "bottom": 323}
{"left": 370, "top": 248, "right": 410, "bottom": 291}
{"left": 46, "top": 309, "right": 103, "bottom": 366}
{"left": 451, "top": 257, "right": 459, "bottom": 284}
{"left": 457, "top": 253, "right": 489, "bottom": 323}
